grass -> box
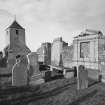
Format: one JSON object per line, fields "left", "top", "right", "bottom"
{"left": 29, "top": 78, "right": 105, "bottom": 105}
{"left": 0, "top": 78, "right": 105, "bottom": 105}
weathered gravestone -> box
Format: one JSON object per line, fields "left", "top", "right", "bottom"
{"left": 64, "top": 71, "right": 74, "bottom": 79}
{"left": 12, "top": 55, "right": 28, "bottom": 86}
{"left": 27, "top": 52, "right": 44, "bottom": 85}
{"left": 27, "top": 52, "right": 40, "bottom": 76}
{"left": 77, "top": 65, "right": 88, "bottom": 90}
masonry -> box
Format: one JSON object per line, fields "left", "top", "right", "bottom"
{"left": 0, "top": 20, "right": 31, "bottom": 86}
{"left": 37, "top": 42, "right": 51, "bottom": 65}
{"left": 72, "top": 29, "right": 105, "bottom": 81}
{"left": 51, "top": 37, "right": 68, "bottom": 67}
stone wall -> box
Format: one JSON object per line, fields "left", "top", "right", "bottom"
{"left": 98, "top": 37, "right": 105, "bottom": 82}
{"left": 72, "top": 30, "right": 100, "bottom": 69}
{"left": 37, "top": 42, "right": 51, "bottom": 65}
{"left": 71, "top": 29, "right": 105, "bottom": 80}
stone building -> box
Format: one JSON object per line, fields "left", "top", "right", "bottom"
{"left": 51, "top": 37, "right": 68, "bottom": 67}
{"left": 72, "top": 29, "right": 105, "bottom": 81}
{"left": 37, "top": 42, "right": 51, "bottom": 65}
{"left": 4, "top": 20, "right": 31, "bottom": 70}
{"left": 5, "top": 20, "right": 31, "bottom": 57}
{"left": 0, "top": 20, "right": 31, "bottom": 86}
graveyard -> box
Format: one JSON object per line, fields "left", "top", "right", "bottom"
{"left": 0, "top": 62, "right": 105, "bottom": 105}
{"left": 1, "top": 20, "right": 105, "bottom": 105}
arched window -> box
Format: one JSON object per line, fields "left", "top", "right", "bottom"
{"left": 16, "top": 30, "right": 19, "bottom": 35}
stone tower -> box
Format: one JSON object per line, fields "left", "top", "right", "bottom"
{"left": 4, "top": 20, "right": 31, "bottom": 72}
{"left": 6, "top": 20, "right": 26, "bottom": 49}
{"left": 4, "top": 20, "right": 31, "bottom": 57}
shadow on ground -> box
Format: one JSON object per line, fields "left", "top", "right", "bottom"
{"left": 44, "top": 75, "right": 64, "bottom": 82}
{"left": 68, "top": 89, "right": 98, "bottom": 105}
{"left": 88, "top": 78, "right": 100, "bottom": 87}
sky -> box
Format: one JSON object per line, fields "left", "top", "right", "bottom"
{"left": 0, "top": 0, "right": 105, "bottom": 52}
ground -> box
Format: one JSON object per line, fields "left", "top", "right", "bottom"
{"left": 29, "top": 78, "right": 105, "bottom": 105}
{"left": 0, "top": 78, "right": 105, "bottom": 105}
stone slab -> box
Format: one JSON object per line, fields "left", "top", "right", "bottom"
{"left": 12, "top": 55, "right": 28, "bottom": 86}
{"left": 77, "top": 65, "right": 88, "bottom": 90}
{"left": 64, "top": 72, "right": 74, "bottom": 79}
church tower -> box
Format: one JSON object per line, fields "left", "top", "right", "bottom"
{"left": 4, "top": 20, "right": 31, "bottom": 59}
{"left": 6, "top": 20, "right": 25, "bottom": 50}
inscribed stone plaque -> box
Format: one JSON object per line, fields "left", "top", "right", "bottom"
{"left": 12, "top": 55, "right": 28, "bottom": 86}
{"left": 77, "top": 65, "right": 88, "bottom": 90}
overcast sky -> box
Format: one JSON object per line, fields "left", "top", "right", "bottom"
{"left": 0, "top": 0, "right": 105, "bottom": 51}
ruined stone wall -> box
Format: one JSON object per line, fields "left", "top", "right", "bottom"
{"left": 37, "top": 42, "right": 51, "bottom": 65}
{"left": 51, "top": 37, "right": 67, "bottom": 67}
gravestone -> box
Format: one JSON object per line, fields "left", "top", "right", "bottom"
{"left": 45, "top": 71, "right": 52, "bottom": 82}
{"left": 27, "top": 52, "right": 44, "bottom": 85}
{"left": 77, "top": 65, "right": 88, "bottom": 90}
{"left": 27, "top": 52, "right": 40, "bottom": 76}
{"left": 64, "top": 71, "right": 74, "bottom": 79}
{"left": 12, "top": 55, "right": 28, "bottom": 86}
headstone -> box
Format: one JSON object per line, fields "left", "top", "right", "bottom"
{"left": 27, "top": 52, "right": 44, "bottom": 85}
{"left": 77, "top": 65, "right": 88, "bottom": 90}
{"left": 30, "top": 78, "right": 44, "bottom": 85}
{"left": 12, "top": 55, "right": 28, "bottom": 86}
{"left": 27, "top": 52, "right": 40, "bottom": 76}
{"left": 63, "top": 69, "right": 66, "bottom": 75}
{"left": 50, "top": 66, "right": 53, "bottom": 71}
{"left": 45, "top": 71, "right": 52, "bottom": 82}
{"left": 64, "top": 71, "right": 74, "bottom": 79}
{"left": 73, "top": 67, "right": 77, "bottom": 77}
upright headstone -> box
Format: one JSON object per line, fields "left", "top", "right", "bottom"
{"left": 77, "top": 65, "right": 88, "bottom": 90}
{"left": 12, "top": 55, "right": 28, "bottom": 86}
{"left": 27, "top": 52, "right": 40, "bottom": 76}
{"left": 27, "top": 52, "right": 44, "bottom": 85}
